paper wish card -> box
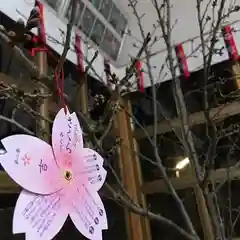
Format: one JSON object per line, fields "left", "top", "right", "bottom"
{"left": 0, "top": 108, "right": 108, "bottom": 240}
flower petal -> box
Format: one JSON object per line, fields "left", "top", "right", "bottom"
{"left": 52, "top": 108, "right": 83, "bottom": 168}
{"left": 69, "top": 185, "right": 108, "bottom": 239}
{"left": 13, "top": 190, "right": 68, "bottom": 239}
{"left": 0, "top": 135, "right": 62, "bottom": 194}
{"left": 74, "top": 148, "right": 107, "bottom": 192}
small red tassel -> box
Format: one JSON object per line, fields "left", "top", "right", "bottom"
{"left": 29, "top": 1, "right": 47, "bottom": 56}
{"left": 135, "top": 61, "right": 144, "bottom": 92}
{"left": 75, "top": 33, "right": 84, "bottom": 73}
{"left": 175, "top": 43, "right": 190, "bottom": 79}
{"left": 222, "top": 25, "right": 239, "bottom": 61}
{"left": 35, "top": 0, "right": 46, "bottom": 44}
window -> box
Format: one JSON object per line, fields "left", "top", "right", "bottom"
{"left": 63, "top": 0, "right": 127, "bottom": 61}
{"left": 45, "top": 0, "right": 60, "bottom": 10}
{"left": 101, "top": 29, "right": 121, "bottom": 60}
{"left": 91, "top": 19, "right": 105, "bottom": 45}
{"left": 66, "top": 1, "right": 85, "bottom": 25}
{"left": 80, "top": 7, "right": 96, "bottom": 36}
{"left": 99, "top": 0, "right": 112, "bottom": 20}
{"left": 109, "top": 4, "right": 127, "bottom": 36}
{"left": 111, "top": 36, "right": 121, "bottom": 59}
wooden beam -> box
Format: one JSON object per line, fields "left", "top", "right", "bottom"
{"left": 142, "top": 167, "right": 240, "bottom": 194}
{"left": 0, "top": 72, "right": 39, "bottom": 92}
{"left": 194, "top": 185, "right": 214, "bottom": 239}
{"left": 231, "top": 60, "right": 240, "bottom": 89}
{"left": 135, "top": 101, "right": 240, "bottom": 139}
{"left": 35, "top": 50, "right": 49, "bottom": 141}
{"left": 115, "top": 98, "right": 151, "bottom": 240}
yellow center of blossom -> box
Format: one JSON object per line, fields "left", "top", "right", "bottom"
{"left": 64, "top": 170, "right": 72, "bottom": 181}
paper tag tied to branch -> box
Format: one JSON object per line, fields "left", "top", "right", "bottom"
{"left": 0, "top": 108, "right": 108, "bottom": 240}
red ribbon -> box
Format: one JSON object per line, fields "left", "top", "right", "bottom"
{"left": 222, "top": 25, "right": 239, "bottom": 61}
{"left": 175, "top": 43, "right": 190, "bottom": 79}
{"left": 75, "top": 33, "right": 84, "bottom": 73}
{"left": 29, "top": 1, "right": 47, "bottom": 56}
{"left": 135, "top": 60, "right": 144, "bottom": 92}
{"left": 29, "top": 1, "right": 67, "bottom": 113}
{"left": 35, "top": 0, "right": 46, "bottom": 44}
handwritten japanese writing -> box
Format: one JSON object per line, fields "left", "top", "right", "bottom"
{"left": 73, "top": 203, "right": 93, "bottom": 231}
{"left": 73, "top": 124, "right": 82, "bottom": 147}
{"left": 99, "top": 209, "right": 104, "bottom": 216}
{"left": 66, "top": 117, "right": 73, "bottom": 154}
{"left": 83, "top": 197, "right": 96, "bottom": 223}
{"left": 82, "top": 165, "right": 100, "bottom": 175}
{"left": 39, "top": 159, "right": 48, "bottom": 174}
{"left": 82, "top": 185, "right": 104, "bottom": 219}
{"left": 74, "top": 186, "right": 103, "bottom": 234}
{"left": 14, "top": 148, "right": 20, "bottom": 164}
{"left": 89, "top": 226, "right": 95, "bottom": 234}
{"left": 60, "top": 132, "right": 64, "bottom": 152}
{"left": 88, "top": 174, "right": 102, "bottom": 185}
{"left": 22, "top": 192, "right": 63, "bottom": 238}
{"left": 84, "top": 153, "right": 97, "bottom": 163}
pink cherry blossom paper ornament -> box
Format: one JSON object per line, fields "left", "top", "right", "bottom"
{"left": 0, "top": 108, "right": 108, "bottom": 240}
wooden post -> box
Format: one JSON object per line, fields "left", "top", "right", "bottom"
{"left": 34, "top": 1, "right": 49, "bottom": 141}
{"left": 115, "top": 96, "right": 151, "bottom": 240}
{"left": 194, "top": 185, "right": 215, "bottom": 240}
{"left": 77, "top": 75, "right": 89, "bottom": 116}
{"left": 179, "top": 158, "right": 214, "bottom": 238}
{"left": 75, "top": 33, "right": 88, "bottom": 118}
{"left": 166, "top": 155, "right": 214, "bottom": 238}
{"left": 35, "top": 51, "right": 49, "bottom": 141}
{"left": 231, "top": 61, "right": 240, "bottom": 89}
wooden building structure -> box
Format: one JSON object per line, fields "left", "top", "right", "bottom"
{"left": 1, "top": 4, "right": 240, "bottom": 240}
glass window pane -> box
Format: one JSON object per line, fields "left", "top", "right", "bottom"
{"left": 99, "top": 0, "right": 112, "bottom": 20}
{"left": 88, "top": 0, "right": 101, "bottom": 9}
{"left": 101, "top": 29, "right": 120, "bottom": 60}
{"left": 109, "top": 4, "right": 127, "bottom": 36}
{"left": 80, "top": 7, "right": 96, "bottom": 36}
{"left": 65, "top": 1, "right": 85, "bottom": 25}
{"left": 91, "top": 19, "right": 105, "bottom": 45}
{"left": 118, "top": 14, "right": 127, "bottom": 36}
{"left": 45, "top": 0, "right": 60, "bottom": 10}
{"left": 111, "top": 36, "right": 120, "bottom": 59}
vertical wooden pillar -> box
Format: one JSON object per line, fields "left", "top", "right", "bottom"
{"left": 231, "top": 61, "right": 240, "bottom": 89}
{"left": 75, "top": 73, "right": 89, "bottom": 151}
{"left": 34, "top": 1, "right": 49, "bottom": 141}
{"left": 36, "top": 51, "right": 49, "bottom": 141}
{"left": 77, "top": 74, "right": 88, "bottom": 240}
{"left": 78, "top": 75, "right": 89, "bottom": 116}
{"left": 194, "top": 186, "right": 214, "bottom": 240}
{"left": 75, "top": 33, "right": 88, "bottom": 118}
{"left": 115, "top": 96, "right": 151, "bottom": 240}
{"left": 177, "top": 157, "right": 214, "bottom": 238}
